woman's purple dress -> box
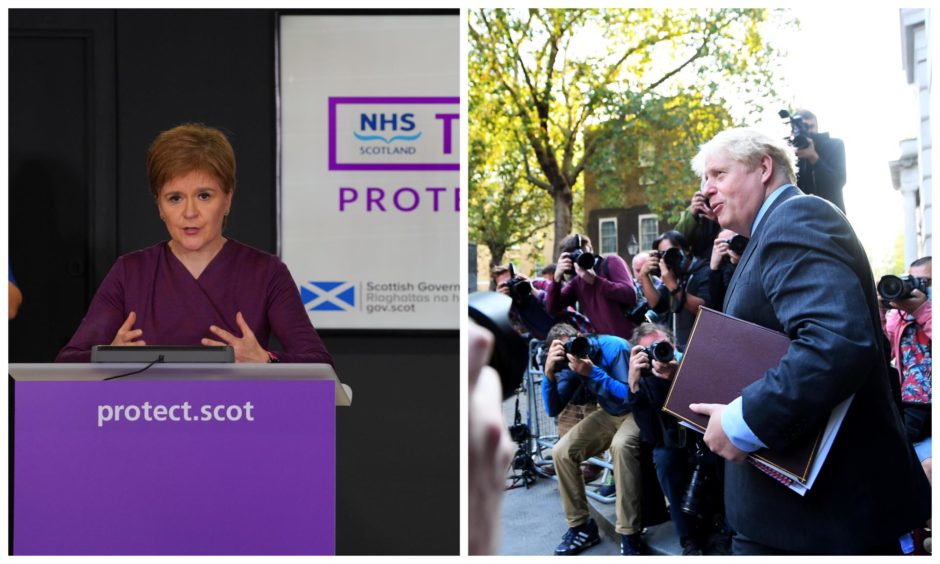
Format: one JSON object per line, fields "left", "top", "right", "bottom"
{"left": 57, "top": 239, "right": 333, "bottom": 365}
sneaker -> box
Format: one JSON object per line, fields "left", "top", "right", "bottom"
{"left": 680, "top": 537, "right": 704, "bottom": 556}
{"left": 620, "top": 532, "right": 644, "bottom": 556}
{"left": 554, "top": 519, "right": 601, "bottom": 555}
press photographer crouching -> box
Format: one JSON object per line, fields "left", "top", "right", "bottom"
{"left": 541, "top": 322, "right": 647, "bottom": 555}
{"left": 624, "top": 324, "right": 697, "bottom": 554}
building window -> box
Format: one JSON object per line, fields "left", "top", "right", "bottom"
{"left": 638, "top": 214, "right": 659, "bottom": 252}
{"left": 638, "top": 141, "right": 655, "bottom": 167}
{"left": 599, "top": 218, "right": 618, "bottom": 255}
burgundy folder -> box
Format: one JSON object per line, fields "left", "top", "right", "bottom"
{"left": 662, "top": 307, "right": 827, "bottom": 483}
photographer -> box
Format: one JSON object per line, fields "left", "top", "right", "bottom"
{"left": 674, "top": 191, "right": 722, "bottom": 261}
{"left": 541, "top": 263, "right": 557, "bottom": 281}
{"left": 547, "top": 233, "right": 638, "bottom": 341}
{"left": 790, "top": 109, "right": 847, "bottom": 214}
{"left": 636, "top": 231, "right": 710, "bottom": 348}
{"left": 707, "top": 229, "right": 745, "bottom": 311}
{"left": 493, "top": 265, "right": 595, "bottom": 340}
{"left": 880, "top": 257, "right": 932, "bottom": 485}
{"left": 626, "top": 323, "right": 702, "bottom": 555}
{"left": 541, "top": 322, "right": 646, "bottom": 556}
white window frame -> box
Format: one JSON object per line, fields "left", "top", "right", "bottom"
{"left": 598, "top": 217, "right": 618, "bottom": 255}
{"left": 638, "top": 213, "right": 660, "bottom": 252}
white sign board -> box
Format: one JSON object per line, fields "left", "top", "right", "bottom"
{"left": 279, "top": 14, "right": 459, "bottom": 330}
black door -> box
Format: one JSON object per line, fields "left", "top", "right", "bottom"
{"left": 8, "top": 9, "right": 117, "bottom": 361}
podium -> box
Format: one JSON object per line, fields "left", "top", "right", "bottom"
{"left": 9, "top": 363, "right": 351, "bottom": 555}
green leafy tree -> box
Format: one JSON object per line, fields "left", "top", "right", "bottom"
{"left": 470, "top": 8, "right": 792, "bottom": 254}
{"left": 586, "top": 93, "right": 732, "bottom": 223}
{"left": 469, "top": 82, "right": 554, "bottom": 271}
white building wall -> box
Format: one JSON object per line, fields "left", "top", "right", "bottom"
{"left": 897, "top": 8, "right": 933, "bottom": 261}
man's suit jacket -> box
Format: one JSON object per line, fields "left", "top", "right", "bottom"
{"left": 722, "top": 185, "right": 930, "bottom": 554}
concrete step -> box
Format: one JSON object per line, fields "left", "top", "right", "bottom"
{"left": 586, "top": 484, "right": 732, "bottom": 556}
{"left": 587, "top": 490, "right": 682, "bottom": 556}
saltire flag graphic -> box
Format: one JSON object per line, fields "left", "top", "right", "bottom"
{"left": 301, "top": 281, "right": 356, "bottom": 311}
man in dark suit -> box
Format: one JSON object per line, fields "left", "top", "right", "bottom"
{"left": 686, "top": 128, "right": 930, "bottom": 554}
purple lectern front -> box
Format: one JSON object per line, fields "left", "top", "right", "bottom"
{"left": 10, "top": 363, "right": 351, "bottom": 555}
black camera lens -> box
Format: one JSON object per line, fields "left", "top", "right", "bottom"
{"left": 506, "top": 263, "right": 533, "bottom": 302}
{"left": 681, "top": 463, "right": 709, "bottom": 518}
{"left": 681, "top": 442, "right": 713, "bottom": 518}
{"left": 575, "top": 251, "right": 598, "bottom": 271}
{"left": 468, "top": 292, "right": 529, "bottom": 399}
{"left": 728, "top": 235, "right": 748, "bottom": 255}
{"left": 507, "top": 278, "right": 532, "bottom": 302}
{"left": 791, "top": 134, "right": 811, "bottom": 150}
{"left": 565, "top": 336, "right": 592, "bottom": 359}
{"left": 662, "top": 247, "right": 688, "bottom": 274}
{"left": 878, "top": 275, "right": 905, "bottom": 300}
{"left": 645, "top": 340, "right": 674, "bottom": 364}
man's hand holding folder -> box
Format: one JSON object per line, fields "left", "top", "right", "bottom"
{"left": 688, "top": 402, "right": 747, "bottom": 463}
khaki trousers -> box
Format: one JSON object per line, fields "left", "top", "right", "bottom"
{"left": 552, "top": 410, "right": 642, "bottom": 535}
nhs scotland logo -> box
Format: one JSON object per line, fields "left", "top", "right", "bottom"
{"left": 301, "top": 281, "right": 356, "bottom": 312}
{"left": 329, "top": 96, "right": 459, "bottom": 171}
{"left": 353, "top": 113, "right": 421, "bottom": 144}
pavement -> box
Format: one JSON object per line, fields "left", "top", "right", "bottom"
{"left": 498, "top": 466, "right": 684, "bottom": 556}
{"left": 498, "top": 396, "right": 684, "bottom": 556}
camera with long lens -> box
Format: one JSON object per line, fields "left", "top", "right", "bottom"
{"left": 720, "top": 235, "right": 749, "bottom": 256}
{"left": 569, "top": 249, "right": 601, "bottom": 272}
{"left": 878, "top": 274, "right": 929, "bottom": 302}
{"left": 779, "top": 109, "right": 813, "bottom": 150}
{"left": 538, "top": 335, "right": 594, "bottom": 373}
{"left": 643, "top": 340, "right": 675, "bottom": 365}
{"left": 624, "top": 295, "right": 651, "bottom": 324}
{"left": 504, "top": 263, "right": 533, "bottom": 303}
{"left": 564, "top": 234, "right": 601, "bottom": 275}
{"left": 649, "top": 247, "right": 691, "bottom": 277}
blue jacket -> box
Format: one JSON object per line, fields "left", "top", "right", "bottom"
{"left": 541, "top": 334, "right": 632, "bottom": 417}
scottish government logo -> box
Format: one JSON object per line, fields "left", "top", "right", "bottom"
{"left": 301, "top": 281, "right": 356, "bottom": 312}
{"left": 328, "top": 96, "right": 459, "bottom": 171}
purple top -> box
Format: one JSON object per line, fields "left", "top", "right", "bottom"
{"left": 56, "top": 240, "right": 334, "bottom": 365}
{"left": 545, "top": 253, "right": 637, "bottom": 341}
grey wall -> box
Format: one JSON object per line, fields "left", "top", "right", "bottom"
{"left": 8, "top": 9, "right": 458, "bottom": 555}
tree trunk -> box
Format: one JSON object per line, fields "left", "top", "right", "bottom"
{"left": 552, "top": 181, "right": 574, "bottom": 259}
{"left": 487, "top": 245, "right": 507, "bottom": 290}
